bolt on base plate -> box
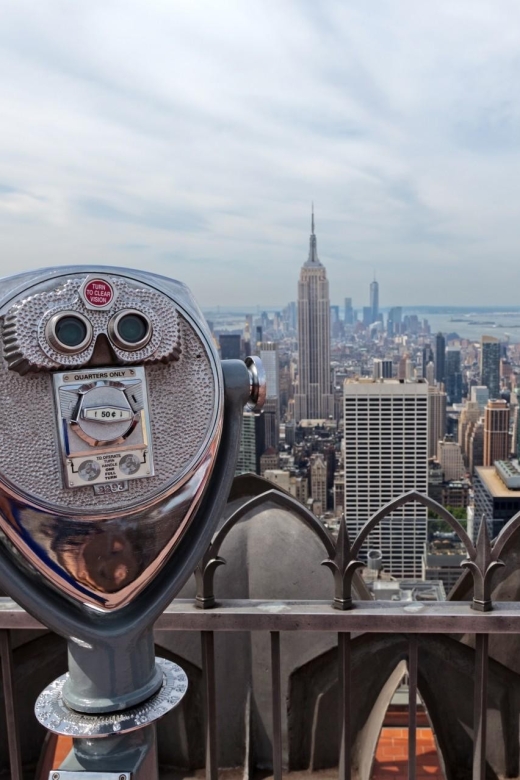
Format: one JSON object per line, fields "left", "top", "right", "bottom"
{"left": 36, "top": 657, "right": 187, "bottom": 738}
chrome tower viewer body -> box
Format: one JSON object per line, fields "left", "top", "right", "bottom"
{"left": 0, "top": 265, "right": 265, "bottom": 779}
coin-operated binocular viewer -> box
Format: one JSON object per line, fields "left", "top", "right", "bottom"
{"left": 0, "top": 267, "right": 265, "bottom": 779}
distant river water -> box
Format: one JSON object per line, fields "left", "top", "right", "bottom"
{"left": 403, "top": 309, "right": 520, "bottom": 344}
{"left": 203, "top": 306, "right": 520, "bottom": 344}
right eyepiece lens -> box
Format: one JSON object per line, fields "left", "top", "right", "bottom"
{"left": 108, "top": 309, "right": 153, "bottom": 351}
{"left": 117, "top": 313, "right": 148, "bottom": 344}
{"left": 55, "top": 316, "right": 88, "bottom": 348}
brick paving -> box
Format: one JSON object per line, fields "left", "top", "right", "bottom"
{"left": 41, "top": 725, "right": 444, "bottom": 780}
{"left": 372, "top": 726, "right": 444, "bottom": 779}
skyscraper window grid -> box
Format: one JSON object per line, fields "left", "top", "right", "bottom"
{"left": 344, "top": 380, "right": 429, "bottom": 580}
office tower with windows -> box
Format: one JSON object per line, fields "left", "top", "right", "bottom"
{"left": 514, "top": 398, "right": 520, "bottom": 460}
{"left": 219, "top": 333, "right": 241, "bottom": 360}
{"left": 235, "top": 412, "right": 258, "bottom": 475}
{"left": 437, "top": 436, "right": 465, "bottom": 481}
{"left": 330, "top": 304, "right": 342, "bottom": 338}
{"left": 428, "top": 386, "right": 447, "bottom": 458}
{"left": 481, "top": 336, "right": 501, "bottom": 400}
{"left": 445, "top": 347, "right": 462, "bottom": 404}
{"left": 235, "top": 411, "right": 267, "bottom": 475}
{"left": 398, "top": 355, "right": 413, "bottom": 381}
{"left": 260, "top": 401, "right": 278, "bottom": 450}
{"left": 344, "top": 379, "right": 428, "bottom": 579}
{"left": 483, "top": 399, "right": 510, "bottom": 466}
{"left": 259, "top": 448, "right": 279, "bottom": 476}
{"left": 422, "top": 345, "right": 434, "bottom": 379}
{"left": 471, "top": 385, "right": 490, "bottom": 411}
{"left": 469, "top": 419, "right": 484, "bottom": 474}
{"left": 310, "top": 454, "right": 327, "bottom": 516}
{"left": 435, "top": 333, "right": 446, "bottom": 385}
{"left": 362, "top": 307, "right": 372, "bottom": 327}
{"left": 387, "top": 307, "right": 402, "bottom": 336}
{"left": 283, "top": 302, "right": 297, "bottom": 332}
{"left": 473, "top": 460, "right": 520, "bottom": 542}
{"left": 344, "top": 297, "right": 354, "bottom": 325}
{"left": 373, "top": 359, "right": 393, "bottom": 380}
{"left": 459, "top": 401, "right": 481, "bottom": 464}
{"left": 370, "top": 276, "right": 379, "bottom": 324}
{"left": 295, "top": 210, "right": 333, "bottom": 422}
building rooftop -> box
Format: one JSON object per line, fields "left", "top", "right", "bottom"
{"left": 495, "top": 459, "right": 520, "bottom": 489}
{"left": 368, "top": 579, "right": 446, "bottom": 602}
{"left": 475, "top": 465, "right": 520, "bottom": 497}
{"left": 298, "top": 419, "right": 337, "bottom": 428}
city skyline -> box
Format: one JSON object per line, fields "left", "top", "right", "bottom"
{"left": 3, "top": 4, "right": 520, "bottom": 306}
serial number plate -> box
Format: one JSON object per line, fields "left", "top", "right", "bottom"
{"left": 94, "top": 480, "right": 129, "bottom": 495}
{"left": 83, "top": 407, "right": 134, "bottom": 421}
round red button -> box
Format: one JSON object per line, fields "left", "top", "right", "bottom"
{"left": 83, "top": 279, "right": 114, "bottom": 307}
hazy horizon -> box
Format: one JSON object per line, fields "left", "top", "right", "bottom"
{"left": 202, "top": 303, "right": 520, "bottom": 313}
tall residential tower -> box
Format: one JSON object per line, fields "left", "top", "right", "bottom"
{"left": 483, "top": 399, "right": 510, "bottom": 466}
{"left": 295, "top": 210, "right": 333, "bottom": 421}
{"left": 370, "top": 276, "right": 379, "bottom": 324}
{"left": 435, "top": 332, "right": 446, "bottom": 385}
{"left": 481, "top": 336, "right": 501, "bottom": 400}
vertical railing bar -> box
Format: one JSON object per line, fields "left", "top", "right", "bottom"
{"left": 270, "top": 631, "right": 283, "bottom": 780}
{"left": 473, "top": 633, "right": 488, "bottom": 780}
{"left": 338, "top": 631, "right": 351, "bottom": 780}
{"left": 0, "top": 630, "right": 23, "bottom": 780}
{"left": 201, "top": 630, "right": 218, "bottom": 780}
{"left": 408, "top": 635, "right": 418, "bottom": 780}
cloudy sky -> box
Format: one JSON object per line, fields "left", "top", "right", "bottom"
{"left": 1, "top": 1, "right": 520, "bottom": 308}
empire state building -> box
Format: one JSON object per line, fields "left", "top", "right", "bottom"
{"left": 295, "top": 210, "right": 334, "bottom": 422}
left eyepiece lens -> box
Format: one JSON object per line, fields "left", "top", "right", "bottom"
{"left": 55, "top": 316, "right": 88, "bottom": 348}
{"left": 46, "top": 312, "right": 92, "bottom": 354}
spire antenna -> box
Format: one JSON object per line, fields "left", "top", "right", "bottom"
{"left": 305, "top": 204, "right": 321, "bottom": 266}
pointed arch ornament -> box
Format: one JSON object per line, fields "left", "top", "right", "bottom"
{"left": 195, "top": 483, "right": 508, "bottom": 612}
{"left": 195, "top": 486, "right": 336, "bottom": 608}
{"left": 321, "top": 490, "right": 505, "bottom": 612}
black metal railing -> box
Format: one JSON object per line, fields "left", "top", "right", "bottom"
{"left": 2, "top": 488, "right": 520, "bottom": 780}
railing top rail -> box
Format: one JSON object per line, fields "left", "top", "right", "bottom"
{"left": 3, "top": 597, "right": 520, "bottom": 634}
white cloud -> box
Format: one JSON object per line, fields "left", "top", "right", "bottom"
{"left": 1, "top": 0, "right": 520, "bottom": 306}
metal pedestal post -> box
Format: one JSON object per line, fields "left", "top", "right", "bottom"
{"left": 58, "top": 726, "right": 158, "bottom": 780}
{"left": 36, "top": 656, "right": 188, "bottom": 780}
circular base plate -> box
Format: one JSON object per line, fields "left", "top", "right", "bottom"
{"left": 35, "top": 657, "right": 187, "bottom": 738}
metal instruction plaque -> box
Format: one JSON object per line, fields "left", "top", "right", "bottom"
{"left": 52, "top": 366, "right": 154, "bottom": 490}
